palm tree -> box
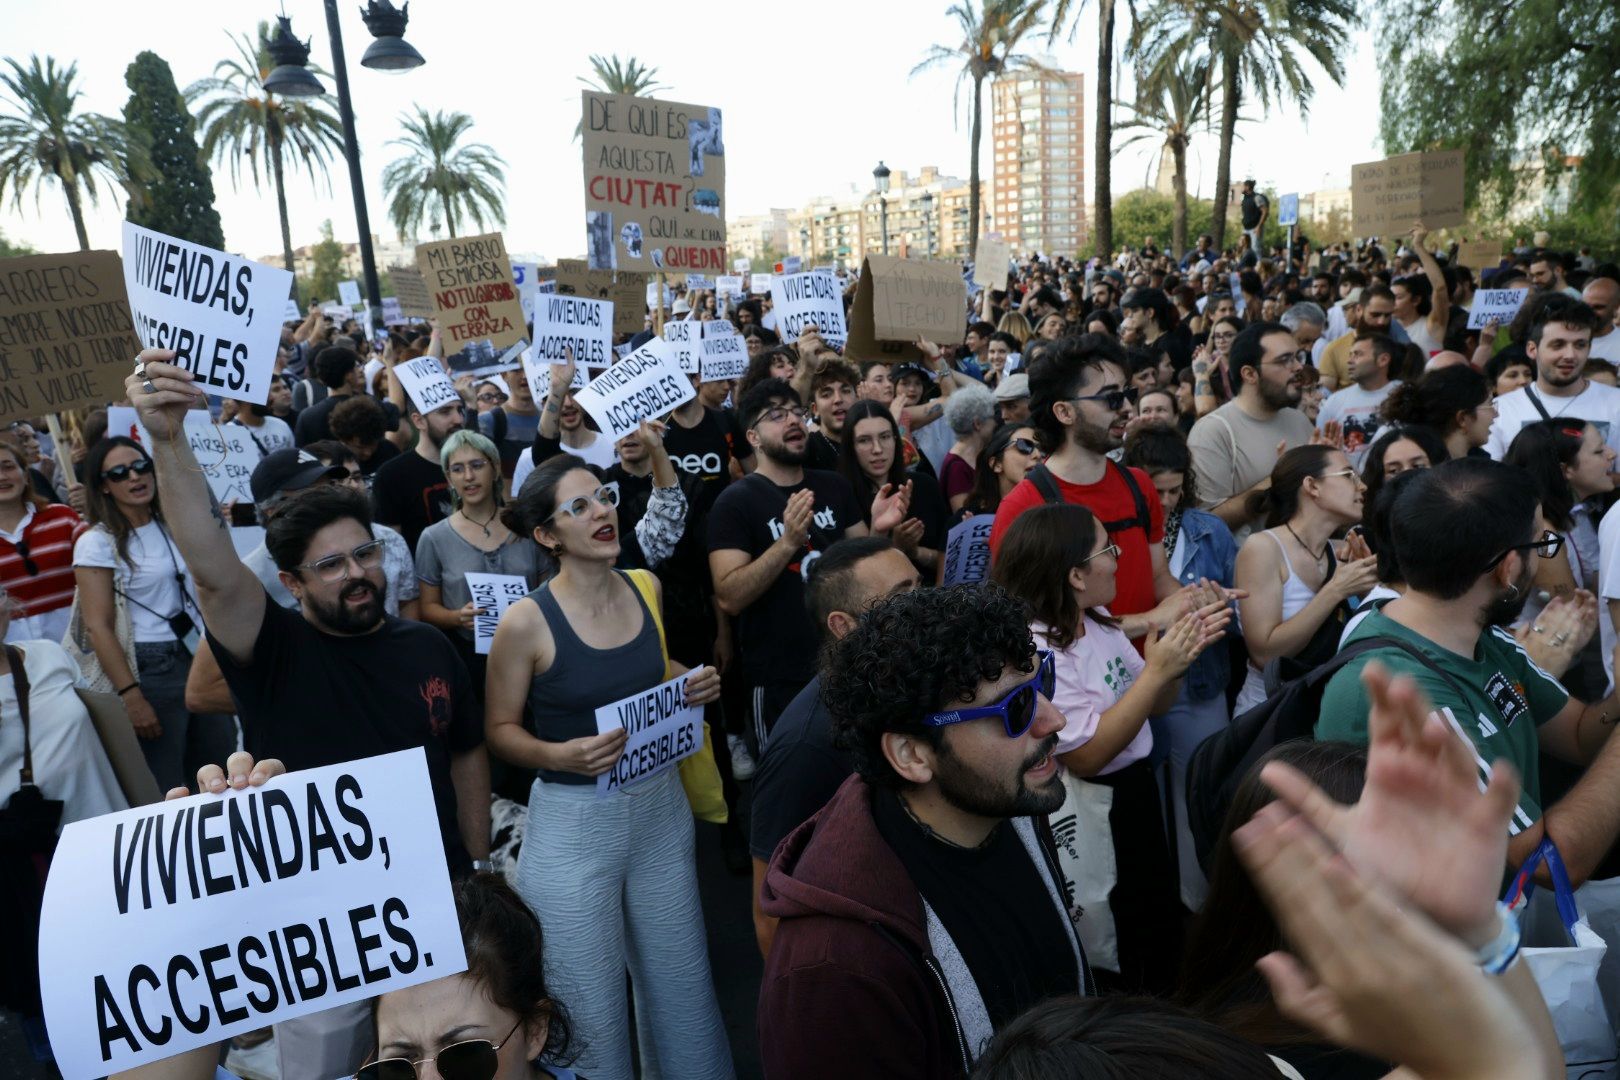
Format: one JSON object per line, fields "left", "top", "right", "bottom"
{"left": 1046, "top": 0, "right": 1132, "bottom": 258}
{"left": 382, "top": 108, "right": 506, "bottom": 241}
{"left": 1134, "top": 0, "right": 1357, "bottom": 249}
{"left": 0, "top": 55, "right": 147, "bottom": 250}
{"left": 913, "top": 0, "right": 1054, "bottom": 262}
{"left": 576, "top": 54, "right": 667, "bottom": 138}
{"left": 186, "top": 23, "right": 344, "bottom": 271}
{"left": 1117, "top": 56, "right": 1212, "bottom": 259}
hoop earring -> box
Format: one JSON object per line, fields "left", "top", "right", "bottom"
{"left": 1503, "top": 583, "right": 1521, "bottom": 601}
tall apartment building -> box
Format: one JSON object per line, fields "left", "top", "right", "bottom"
{"left": 992, "top": 71, "right": 1087, "bottom": 255}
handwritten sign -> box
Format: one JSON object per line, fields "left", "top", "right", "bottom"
{"left": 37, "top": 749, "right": 465, "bottom": 1077}
{"left": 581, "top": 91, "right": 726, "bottom": 274}
{"left": 1467, "top": 288, "right": 1531, "bottom": 330}
{"left": 699, "top": 334, "right": 746, "bottom": 383}
{"left": 122, "top": 222, "right": 292, "bottom": 406}
{"left": 0, "top": 249, "right": 141, "bottom": 425}
{"left": 574, "top": 337, "right": 693, "bottom": 440}
{"left": 972, "top": 236, "right": 1011, "bottom": 288}
{"left": 389, "top": 265, "right": 435, "bottom": 318}
{"left": 394, "top": 356, "right": 460, "bottom": 414}
{"left": 107, "top": 406, "right": 263, "bottom": 505}
{"left": 415, "top": 231, "right": 527, "bottom": 350}
{"left": 465, "top": 572, "right": 530, "bottom": 655}
{"left": 773, "top": 270, "right": 849, "bottom": 348}
{"left": 846, "top": 254, "right": 967, "bottom": 364}
{"left": 1456, "top": 240, "right": 1503, "bottom": 271}
{"left": 594, "top": 673, "right": 702, "bottom": 796}
{"left": 1351, "top": 149, "right": 1466, "bottom": 237}
{"left": 663, "top": 319, "right": 698, "bottom": 373}
{"left": 530, "top": 294, "right": 612, "bottom": 367}
{"left": 941, "top": 516, "right": 995, "bottom": 585}
{"left": 554, "top": 259, "right": 644, "bottom": 335}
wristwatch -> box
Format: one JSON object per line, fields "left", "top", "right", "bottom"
{"left": 471, "top": 859, "right": 495, "bottom": 873}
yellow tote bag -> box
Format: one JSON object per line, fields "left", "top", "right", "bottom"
{"left": 626, "top": 570, "right": 729, "bottom": 824}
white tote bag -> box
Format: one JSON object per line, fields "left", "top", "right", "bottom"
{"left": 1047, "top": 768, "right": 1118, "bottom": 973}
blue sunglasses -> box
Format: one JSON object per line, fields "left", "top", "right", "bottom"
{"left": 922, "top": 651, "right": 1055, "bottom": 739}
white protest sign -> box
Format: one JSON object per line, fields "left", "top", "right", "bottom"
{"left": 941, "top": 516, "right": 995, "bottom": 585}
{"left": 699, "top": 334, "right": 747, "bottom": 383}
{"left": 394, "top": 356, "right": 460, "bottom": 414}
{"left": 646, "top": 280, "right": 671, "bottom": 310}
{"left": 1467, "top": 288, "right": 1531, "bottom": 330}
{"left": 777, "top": 256, "right": 801, "bottom": 275}
{"left": 595, "top": 672, "right": 703, "bottom": 796}
{"left": 282, "top": 299, "right": 302, "bottom": 323}
{"left": 703, "top": 319, "right": 737, "bottom": 339}
{"left": 530, "top": 294, "right": 613, "bottom": 367}
{"left": 465, "top": 572, "right": 530, "bottom": 655}
{"left": 574, "top": 338, "right": 693, "bottom": 440}
{"left": 338, "top": 279, "right": 362, "bottom": 308}
{"left": 381, "top": 297, "right": 403, "bottom": 324}
{"left": 663, "top": 319, "right": 699, "bottom": 374}
{"left": 773, "top": 271, "right": 849, "bottom": 348}
{"left": 121, "top": 221, "right": 293, "bottom": 407}
{"left": 107, "top": 407, "right": 264, "bottom": 505}
{"left": 38, "top": 748, "right": 465, "bottom": 1078}
{"left": 685, "top": 273, "right": 714, "bottom": 290}
{"left": 512, "top": 261, "right": 540, "bottom": 325}
{"left": 732, "top": 257, "right": 750, "bottom": 273}
{"left": 750, "top": 272, "right": 774, "bottom": 295}
{"left": 716, "top": 274, "right": 743, "bottom": 299}
{"left": 520, "top": 348, "right": 594, "bottom": 407}
{"left": 322, "top": 303, "right": 352, "bottom": 320}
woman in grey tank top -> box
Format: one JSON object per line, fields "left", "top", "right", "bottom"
{"left": 484, "top": 448, "right": 735, "bottom": 1080}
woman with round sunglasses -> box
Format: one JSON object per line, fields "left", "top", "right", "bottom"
{"left": 72, "top": 436, "right": 234, "bottom": 791}
{"left": 484, "top": 453, "right": 733, "bottom": 1080}
{"left": 0, "top": 437, "right": 86, "bottom": 644}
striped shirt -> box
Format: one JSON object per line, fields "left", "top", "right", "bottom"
{"left": 0, "top": 503, "right": 87, "bottom": 618}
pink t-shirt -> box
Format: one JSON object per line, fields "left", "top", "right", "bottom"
{"left": 1036, "top": 614, "right": 1150, "bottom": 775}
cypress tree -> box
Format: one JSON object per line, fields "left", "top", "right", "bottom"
{"left": 123, "top": 51, "right": 225, "bottom": 247}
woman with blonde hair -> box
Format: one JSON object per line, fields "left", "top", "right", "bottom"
{"left": 997, "top": 310, "right": 1033, "bottom": 346}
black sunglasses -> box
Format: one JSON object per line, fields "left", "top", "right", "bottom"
{"left": 13, "top": 537, "right": 38, "bottom": 576}
{"left": 1009, "top": 437, "right": 1041, "bottom": 456}
{"left": 101, "top": 459, "right": 154, "bottom": 483}
{"left": 1071, "top": 387, "right": 1139, "bottom": 411}
{"left": 355, "top": 1018, "right": 522, "bottom": 1080}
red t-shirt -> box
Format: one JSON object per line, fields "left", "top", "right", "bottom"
{"left": 989, "top": 462, "right": 1165, "bottom": 622}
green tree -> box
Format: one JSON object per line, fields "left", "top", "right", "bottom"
{"left": 186, "top": 23, "right": 345, "bottom": 272}
{"left": 0, "top": 227, "right": 36, "bottom": 257}
{"left": 1379, "top": 0, "right": 1620, "bottom": 227}
{"left": 0, "top": 55, "right": 147, "bottom": 250}
{"left": 122, "top": 52, "right": 224, "bottom": 248}
{"left": 1134, "top": 0, "right": 1358, "bottom": 249}
{"left": 1109, "top": 188, "right": 1218, "bottom": 253}
{"left": 913, "top": 0, "right": 1054, "bottom": 261}
{"left": 1117, "top": 55, "right": 1213, "bottom": 260}
{"left": 308, "top": 220, "right": 346, "bottom": 303}
{"left": 382, "top": 108, "right": 506, "bottom": 241}
{"left": 575, "top": 54, "right": 667, "bottom": 138}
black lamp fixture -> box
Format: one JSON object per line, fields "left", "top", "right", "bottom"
{"left": 872, "top": 161, "right": 891, "bottom": 194}
{"left": 262, "top": 15, "right": 325, "bottom": 97}
{"left": 359, "top": 0, "right": 425, "bottom": 71}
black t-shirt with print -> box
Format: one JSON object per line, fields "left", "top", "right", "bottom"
{"left": 706, "top": 469, "right": 861, "bottom": 685}
{"left": 372, "top": 449, "right": 451, "bottom": 552}
{"left": 209, "top": 595, "right": 482, "bottom": 876}
{"left": 664, "top": 406, "right": 742, "bottom": 516}
{"left": 804, "top": 430, "right": 841, "bottom": 471}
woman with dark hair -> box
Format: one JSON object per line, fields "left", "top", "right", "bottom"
{"left": 0, "top": 438, "right": 85, "bottom": 644}
{"left": 483, "top": 453, "right": 732, "bottom": 1080}
{"left": 994, "top": 502, "right": 1219, "bottom": 994}
{"left": 71, "top": 436, "right": 233, "bottom": 790}
{"left": 736, "top": 343, "right": 798, "bottom": 403}
{"left": 1085, "top": 307, "right": 1121, "bottom": 338}
{"left": 1382, "top": 365, "right": 1496, "bottom": 460}
{"left": 960, "top": 423, "right": 1045, "bottom": 520}
{"left": 985, "top": 330, "right": 1022, "bottom": 389}
{"left": 1232, "top": 447, "right": 1379, "bottom": 711}
{"left": 1485, "top": 349, "right": 1535, "bottom": 398}
{"left": 839, "top": 399, "right": 946, "bottom": 573}
{"left": 1357, "top": 424, "right": 1450, "bottom": 525}
{"left": 1191, "top": 314, "right": 1245, "bottom": 416}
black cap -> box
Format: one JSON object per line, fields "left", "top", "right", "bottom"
{"left": 250, "top": 448, "right": 347, "bottom": 504}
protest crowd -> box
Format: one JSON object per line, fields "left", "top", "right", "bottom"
{"left": 7, "top": 88, "right": 1620, "bottom": 1079}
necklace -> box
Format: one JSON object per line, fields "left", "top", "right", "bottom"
{"left": 461, "top": 507, "right": 500, "bottom": 538}
{"left": 1284, "top": 522, "right": 1327, "bottom": 564}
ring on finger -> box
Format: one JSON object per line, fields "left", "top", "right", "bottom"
{"left": 1532, "top": 624, "right": 1546, "bottom": 634}
{"left": 1553, "top": 633, "right": 1570, "bottom": 646}
{"left": 142, "top": 379, "right": 157, "bottom": 395}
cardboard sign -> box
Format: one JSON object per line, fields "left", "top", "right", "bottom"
{"left": 0, "top": 249, "right": 141, "bottom": 425}
{"left": 1467, "top": 288, "right": 1531, "bottom": 330}
{"left": 554, "top": 259, "right": 644, "bottom": 334}
{"left": 121, "top": 222, "right": 292, "bottom": 406}
{"left": 389, "top": 265, "right": 435, "bottom": 318}
{"left": 773, "top": 270, "right": 849, "bottom": 348}
{"left": 941, "top": 516, "right": 995, "bottom": 585}
{"left": 1456, "top": 240, "right": 1504, "bottom": 271}
{"left": 1278, "top": 193, "right": 1300, "bottom": 227}
{"left": 972, "top": 236, "right": 1011, "bottom": 288}
{"left": 1351, "top": 149, "right": 1466, "bottom": 237}
{"left": 574, "top": 337, "right": 693, "bottom": 440}
{"left": 465, "top": 572, "right": 530, "bottom": 655}
{"left": 716, "top": 274, "right": 743, "bottom": 299}
{"left": 37, "top": 748, "right": 465, "bottom": 1078}
{"left": 750, "top": 272, "right": 774, "bottom": 295}
{"left": 394, "top": 356, "right": 460, "bottom": 413}
{"left": 699, "top": 334, "right": 746, "bottom": 383}
{"left": 581, "top": 91, "right": 726, "bottom": 274}
{"left": 594, "top": 672, "right": 703, "bottom": 796}
{"left": 106, "top": 406, "right": 263, "bottom": 505}
{"left": 845, "top": 255, "right": 967, "bottom": 363}
{"left": 337, "top": 279, "right": 362, "bottom": 308}
{"left": 529, "top": 294, "right": 613, "bottom": 367}
{"left": 663, "top": 319, "right": 699, "bottom": 373}
{"left": 415, "top": 232, "right": 527, "bottom": 350}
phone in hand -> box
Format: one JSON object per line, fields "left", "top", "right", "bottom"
{"left": 229, "top": 503, "right": 258, "bottom": 527}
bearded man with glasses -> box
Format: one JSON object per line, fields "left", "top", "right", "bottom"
{"left": 124, "top": 351, "right": 490, "bottom": 1080}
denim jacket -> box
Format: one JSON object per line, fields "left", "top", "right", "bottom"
{"left": 1172, "top": 508, "right": 1238, "bottom": 701}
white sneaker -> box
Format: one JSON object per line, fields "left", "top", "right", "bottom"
{"left": 728, "top": 734, "right": 757, "bottom": 780}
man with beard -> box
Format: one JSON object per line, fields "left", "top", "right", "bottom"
{"left": 709, "top": 378, "right": 908, "bottom": 750}
{"left": 1188, "top": 321, "right": 1316, "bottom": 541}
{"left": 1320, "top": 458, "right": 1620, "bottom": 887}
{"left": 757, "top": 584, "right": 1090, "bottom": 1078}
{"left": 125, "top": 351, "right": 490, "bottom": 1077}
{"left": 1486, "top": 295, "right": 1620, "bottom": 460}
{"left": 1318, "top": 283, "right": 1396, "bottom": 391}
{"left": 372, "top": 389, "right": 466, "bottom": 551}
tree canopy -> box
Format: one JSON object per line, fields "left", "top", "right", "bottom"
{"left": 123, "top": 51, "right": 224, "bottom": 248}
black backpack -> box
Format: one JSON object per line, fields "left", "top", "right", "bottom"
{"left": 1026, "top": 460, "right": 1152, "bottom": 536}
{"left": 1184, "top": 634, "right": 1470, "bottom": 873}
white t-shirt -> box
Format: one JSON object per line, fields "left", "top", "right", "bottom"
{"left": 1317, "top": 380, "right": 1400, "bottom": 468}
{"left": 511, "top": 432, "right": 619, "bottom": 494}
{"left": 1485, "top": 379, "right": 1620, "bottom": 460}
{"left": 0, "top": 639, "right": 128, "bottom": 826}
{"left": 1039, "top": 614, "right": 1151, "bottom": 776}
{"left": 1598, "top": 501, "right": 1620, "bottom": 698}
{"left": 231, "top": 416, "right": 294, "bottom": 456}
{"left": 1590, "top": 328, "right": 1620, "bottom": 365}
{"left": 72, "top": 521, "right": 198, "bottom": 643}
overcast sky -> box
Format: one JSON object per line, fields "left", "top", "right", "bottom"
{"left": 2, "top": 0, "right": 1386, "bottom": 261}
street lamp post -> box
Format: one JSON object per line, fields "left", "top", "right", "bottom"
{"left": 262, "top": 1, "right": 424, "bottom": 332}
{"left": 922, "top": 191, "right": 934, "bottom": 258}
{"left": 873, "top": 161, "right": 891, "bottom": 256}
{"left": 800, "top": 226, "right": 810, "bottom": 262}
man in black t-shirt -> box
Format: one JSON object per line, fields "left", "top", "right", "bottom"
{"left": 1240, "top": 178, "right": 1269, "bottom": 254}
{"left": 804, "top": 360, "right": 858, "bottom": 471}
{"left": 372, "top": 395, "right": 464, "bottom": 550}
{"left": 666, "top": 371, "right": 753, "bottom": 515}
{"left": 293, "top": 345, "right": 367, "bottom": 445}
{"left": 708, "top": 378, "right": 910, "bottom": 751}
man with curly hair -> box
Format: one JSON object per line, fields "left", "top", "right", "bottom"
{"left": 757, "top": 584, "right": 1091, "bottom": 1078}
